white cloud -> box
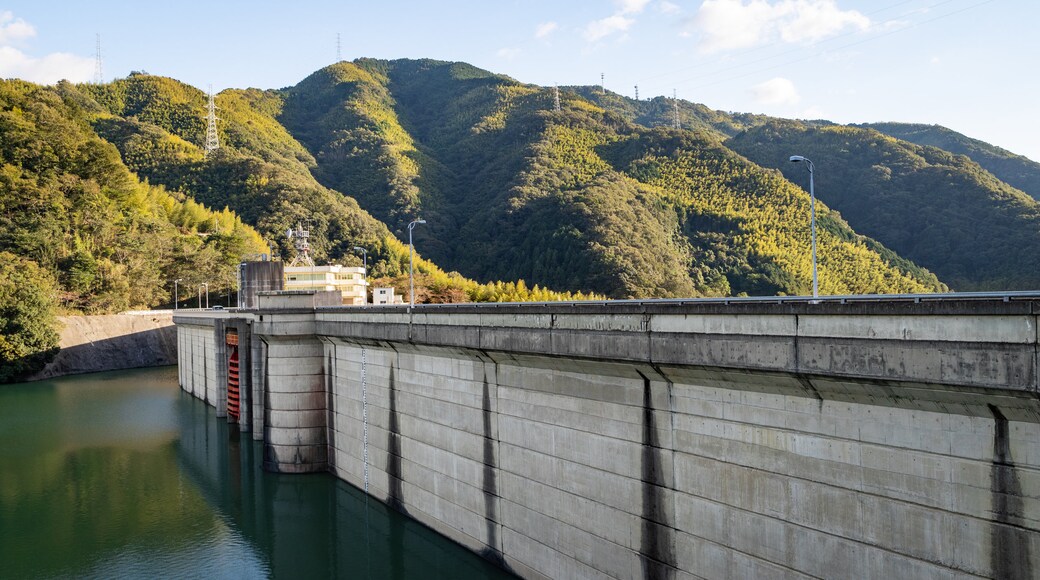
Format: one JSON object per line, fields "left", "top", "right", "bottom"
{"left": 780, "top": 0, "right": 869, "bottom": 43}
{"left": 750, "top": 77, "right": 800, "bottom": 105}
{"left": 583, "top": 15, "right": 635, "bottom": 42}
{"left": 535, "top": 21, "right": 558, "bottom": 39}
{"left": 0, "top": 12, "right": 94, "bottom": 84}
{"left": 0, "top": 46, "right": 94, "bottom": 84}
{"left": 496, "top": 47, "right": 521, "bottom": 60}
{"left": 930, "top": 55, "right": 941, "bottom": 65}
{"left": 693, "top": 0, "right": 870, "bottom": 53}
{"left": 0, "top": 11, "right": 35, "bottom": 45}
{"left": 617, "top": 0, "right": 652, "bottom": 14}
{"left": 659, "top": 1, "right": 682, "bottom": 15}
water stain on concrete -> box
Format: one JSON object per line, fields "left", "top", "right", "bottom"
{"left": 988, "top": 404, "right": 1032, "bottom": 580}
{"left": 639, "top": 372, "right": 675, "bottom": 580}
{"left": 479, "top": 367, "right": 509, "bottom": 568}
{"left": 387, "top": 362, "right": 406, "bottom": 513}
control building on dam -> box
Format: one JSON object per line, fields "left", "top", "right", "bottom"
{"left": 174, "top": 291, "right": 1040, "bottom": 579}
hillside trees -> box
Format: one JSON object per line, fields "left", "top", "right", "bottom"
{"left": 0, "top": 78, "right": 268, "bottom": 313}
{"left": 0, "top": 252, "right": 60, "bottom": 382}
{"left": 727, "top": 122, "right": 1040, "bottom": 290}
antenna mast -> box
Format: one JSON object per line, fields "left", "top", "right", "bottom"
{"left": 286, "top": 223, "right": 315, "bottom": 267}
{"left": 673, "top": 89, "right": 681, "bottom": 130}
{"left": 553, "top": 84, "right": 561, "bottom": 112}
{"left": 93, "top": 34, "right": 103, "bottom": 84}
{"left": 600, "top": 73, "right": 605, "bottom": 95}
{"left": 336, "top": 33, "right": 342, "bottom": 62}
{"left": 204, "top": 86, "right": 220, "bottom": 156}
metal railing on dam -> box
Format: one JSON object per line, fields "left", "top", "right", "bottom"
{"left": 175, "top": 292, "right": 1040, "bottom": 579}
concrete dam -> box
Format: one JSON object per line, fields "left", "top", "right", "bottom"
{"left": 174, "top": 292, "right": 1040, "bottom": 579}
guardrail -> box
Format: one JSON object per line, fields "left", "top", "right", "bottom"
{"left": 313, "top": 290, "right": 1040, "bottom": 311}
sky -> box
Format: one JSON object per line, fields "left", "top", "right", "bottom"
{"left": 1, "top": 0, "right": 1037, "bottom": 162}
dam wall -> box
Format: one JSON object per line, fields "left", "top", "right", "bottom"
{"left": 175, "top": 296, "right": 1040, "bottom": 579}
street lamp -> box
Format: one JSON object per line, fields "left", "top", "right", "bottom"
{"left": 789, "top": 155, "right": 818, "bottom": 299}
{"left": 353, "top": 246, "right": 368, "bottom": 305}
{"left": 407, "top": 219, "right": 426, "bottom": 309}
{"left": 174, "top": 278, "right": 182, "bottom": 310}
{"left": 199, "top": 282, "right": 209, "bottom": 309}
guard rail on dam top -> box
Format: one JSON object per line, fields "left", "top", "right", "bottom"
{"left": 175, "top": 291, "right": 1040, "bottom": 579}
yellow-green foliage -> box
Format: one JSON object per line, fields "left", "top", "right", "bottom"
{"left": 727, "top": 121, "right": 1040, "bottom": 291}
{"left": 0, "top": 78, "right": 269, "bottom": 315}
{"left": 632, "top": 146, "right": 938, "bottom": 294}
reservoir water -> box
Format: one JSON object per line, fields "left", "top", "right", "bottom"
{"left": 0, "top": 366, "right": 515, "bottom": 579}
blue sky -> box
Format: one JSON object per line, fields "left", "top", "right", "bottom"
{"left": 2, "top": 0, "right": 1036, "bottom": 162}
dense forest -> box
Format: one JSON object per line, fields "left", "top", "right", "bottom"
{"left": 274, "top": 59, "right": 943, "bottom": 298}
{"left": 858, "top": 122, "right": 1040, "bottom": 200}
{"left": 4, "top": 57, "right": 1039, "bottom": 380}
{"left": 0, "top": 79, "right": 268, "bottom": 380}
{"left": 726, "top": 121, "right": 1040, "bottom": 291}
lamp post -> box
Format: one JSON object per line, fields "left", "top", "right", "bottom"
{"left": 407, "top": 219, "right": 426, "bottom": 309}
{"left": 353, "top": 246, "right": 368, "bottom": 305}
{"left": 199, "top": 282, "right": 209, "bottom": 309}
{"left": 174, "top": 278, "right": 182, "bottom": 310}
{"left": 789, "top": 155, "right": 818, "bottom": 299}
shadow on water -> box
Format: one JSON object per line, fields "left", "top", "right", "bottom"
{"left": 175, "top": 373, "right": 515, "bottom": 579}
{"left": 0, "top": 367, "right": 514, "bottom": 579}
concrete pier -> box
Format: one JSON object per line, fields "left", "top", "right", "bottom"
{"left": 175, "top": 294, "right": 1040, "bottom": 579}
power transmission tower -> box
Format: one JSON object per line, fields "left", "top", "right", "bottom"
{"left": 673, "top": 89, "right": 681, "bottom": 130}
{"left": 634, "top": 85, "right": 639, "bottom": 101}
{"left": 337, "top": 33, "right": 342, "bottom": 62}
{"left": 286, "top": 223, "right": 315, "bottom": 267}
{"left": 600, "top": 72, "right": 605, "bottom": 95}
{"left": 553, "top": 84, "right": 560, "bottom": 112}
{"left": 204, "top": 86, "right": 220, "bottom": 156}
{"left": 93, "top": 34, "right": 103, "bottom": 84}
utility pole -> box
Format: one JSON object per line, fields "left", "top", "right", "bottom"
{"left": 93, "top": 34, "right": 103, "bottom": 84}
{"left": 204, "top": 86, "right": 220, "bottom": 156}
{"left": 553, "top": 84, "right": 560, "bottom": 112}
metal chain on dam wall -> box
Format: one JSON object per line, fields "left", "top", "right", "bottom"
{"left": 175, "top": 292, "right": 1040, "bottom": 579}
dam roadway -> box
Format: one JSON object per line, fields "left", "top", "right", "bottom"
{"left": 175, "top": 292, "right": 1040, "bottom": 579}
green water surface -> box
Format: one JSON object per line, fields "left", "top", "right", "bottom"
{"left": 0, "top": 366, "right": 514, "bottom": 579}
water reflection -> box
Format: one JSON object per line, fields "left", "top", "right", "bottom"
{"left": 0, "top": 367, "right": 513, "bottom": 579}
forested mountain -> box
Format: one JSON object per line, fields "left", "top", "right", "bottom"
{"left": 857, "top": 122, "right": 1040, "bottom": 200}
{"left": 77, "top": 72, "right": 594, "bottom": 304}
{"left": 6, "top": 57, "right": 1039, "bottom": 379}
{"left": 274, "top": 59, "right": 942, "bottom": 298}
{"left": 0, "top": 79, "right": 268, "bottom": 379}
{"left": 726, "top": 121, "right": 1040, "bottom": 291}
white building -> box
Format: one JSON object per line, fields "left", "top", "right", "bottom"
{"left": 284, "top": 265, "right": 368, "bottom": 305}
{"left": 373, "top": 287, "right": 404, "bottom": 305}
